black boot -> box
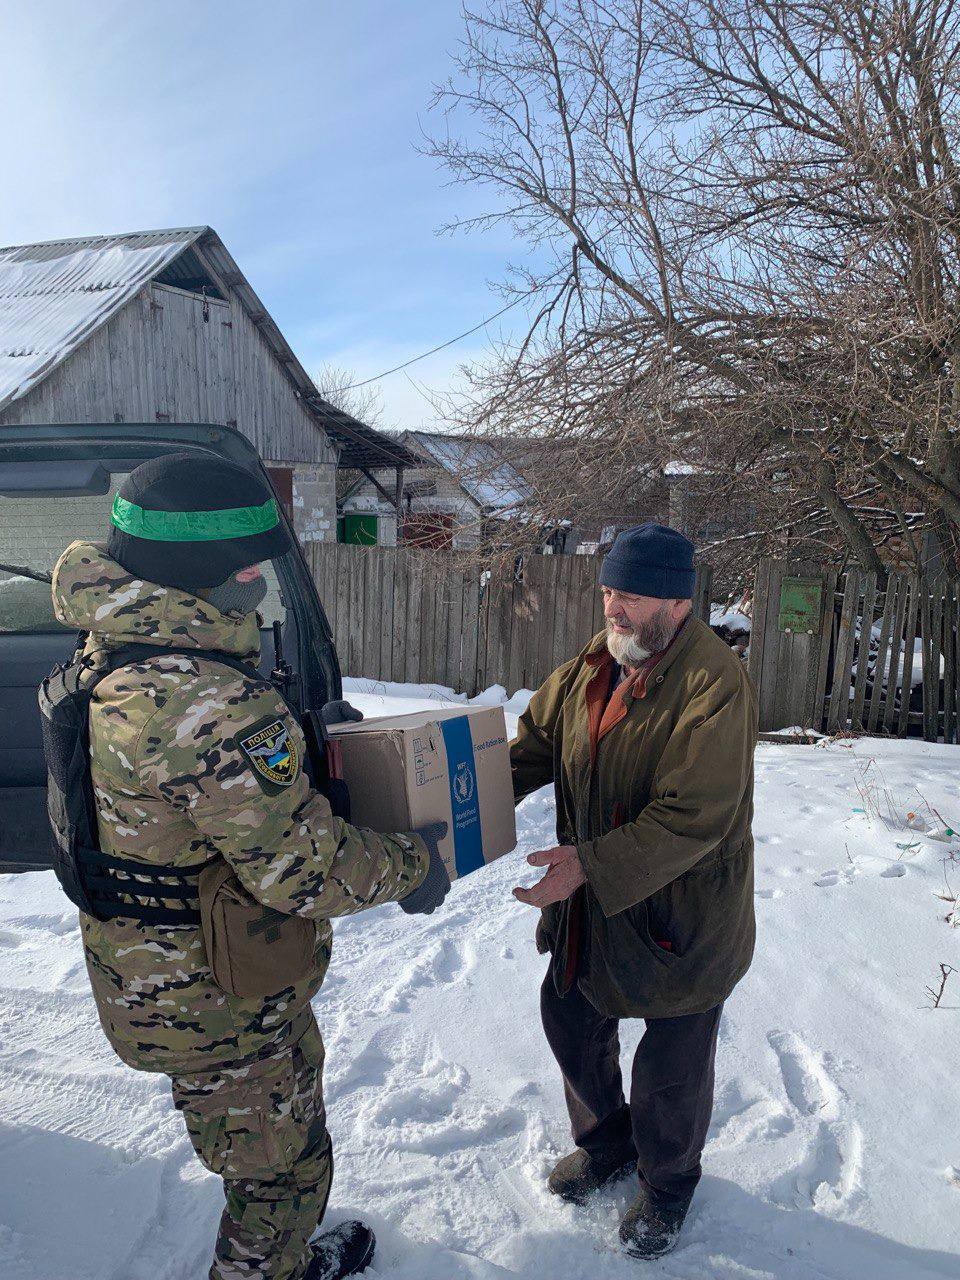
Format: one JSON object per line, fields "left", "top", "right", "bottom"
{"left": 305, "top": 1221, "right": 376, "bottom": 1280}
{"left": 547, "top": 1147, "right": 636, "bottom": 1203}
{"left": 619, "top": 1190, "right": 687, "bottom": 1260}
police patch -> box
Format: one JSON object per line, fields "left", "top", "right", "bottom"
{"left": 238, "top": 718, "right": 300, "bottom": 792}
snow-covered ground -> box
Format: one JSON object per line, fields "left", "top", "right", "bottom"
{"left": 2, "top": 678, "right": 959, "bottom": 1280}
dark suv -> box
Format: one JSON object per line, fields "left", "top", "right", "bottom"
{"left": 0, "top": 422, "right": 341, "bottom": 872}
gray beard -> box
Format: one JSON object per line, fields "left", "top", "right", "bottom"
{"left": 201, "top": 574, "right": 268, "bottom": 617}
{"left": 606, "top": 609, "right": 675, "bottom": 667}
{"left": 606, "top": 628, "right": 652, "bottom": 666}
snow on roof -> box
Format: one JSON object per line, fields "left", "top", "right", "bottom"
{"left": 406, "top": 431, "right": 531, "bottom": 513}
{"left": 0, "top": 227, "right": 206, "bottom": 413}
{"left": 664, "top": 460, "right": 703, "bottom": 476}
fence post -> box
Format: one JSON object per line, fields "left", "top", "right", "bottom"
{"left": 849, "top": 572, "right": 878, "bottom": 733}
{"left": 747, "top": 558, "right": 771, "bottom": 700}
{"left": 826, "top": 569, "right": 861, "bottom": 733}
{"left": 897, "top": 576, "right": 920, "bottom": 738}
{"left": 693, "top": 565, "right": 714, "bottom": 622}
{"left": 866, "top": 573, "right": 896, "bottom": 734}
{"left": 460, "top": 569, "right": 481, "bottom": 696}
{"left": 882, "top": 574, "right": 907, "bottom": 734}
{"left": 945, "top": 580, "right": 957, "bottom": 744}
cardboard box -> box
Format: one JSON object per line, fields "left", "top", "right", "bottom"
{"left": 328, "top": 705, "right": 517, "bottom": 880}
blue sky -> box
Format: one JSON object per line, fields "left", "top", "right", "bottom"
{"left": 0, "top": 0, "right": 527, "bottom": 430}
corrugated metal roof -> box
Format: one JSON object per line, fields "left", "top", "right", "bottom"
{"left": 0, "top": 225, "right": 416, "bottom": 470}
{"left": 0, "top": 227, "right": 206, "bottom": 413}
{"left": 406, "top": 430, "right": 531, "bottom": 513}
{"left": 311, "top": 401, "right": 421, "bottom": 470}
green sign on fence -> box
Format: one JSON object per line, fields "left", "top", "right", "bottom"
{"left": 778, "top": 576, "right": 822, "bottom": 633}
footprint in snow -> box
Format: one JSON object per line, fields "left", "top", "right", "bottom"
{"left": 708, "top": 1079, "right": 794, "bottom": 1150}
{"left": 372, "top": 1074, "right": 466, "bottom": 1127}
{"left": 766, "top": 1029, "right": 863, "bottom": 1213}
{"left": 362, "top": 1056, "right": 524, "bottom": 1156}
{"left": 880, "top": 864, "right": 907, "bottom": 878}
{"left": 768, "top": 1030, "right": 841, "bottom": 1119}
{"left": 380, "top": 937, "right": 472, "bottom": 1013}
{"left": 327, "top": 1029, "right": 396, "bottom": 1101}
{"left": 814, "top": 866, "right": 859, "bottom": 888}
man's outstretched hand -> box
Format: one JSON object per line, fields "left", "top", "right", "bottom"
{"left": 513, "top": 844, "right": 585, "bottom": 909}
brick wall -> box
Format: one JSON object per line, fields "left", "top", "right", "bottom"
{"left": 265, "top": 460, "right": 337, "bottom": 543}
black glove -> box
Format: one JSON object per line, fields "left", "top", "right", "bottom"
{"left": 400, "top": 821, "right": 452, "bottom": 915}
{"left": 320, "top": 699, "right": 363, "bottom": 726}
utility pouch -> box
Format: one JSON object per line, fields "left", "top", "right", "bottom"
{"left": 198, "top": 860, "right": 317, "bottom": 998}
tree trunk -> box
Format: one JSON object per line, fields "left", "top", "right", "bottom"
{"left": 817, "top": 466, "right": 886, "bottom": 576}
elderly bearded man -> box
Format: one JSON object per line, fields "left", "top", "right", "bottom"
{"left": 510, "top": 524, "right": 758, "bottom": 1259}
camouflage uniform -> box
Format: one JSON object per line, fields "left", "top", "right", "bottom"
{"left": 51, "top": 540, "right": 429, "bottom": 1280}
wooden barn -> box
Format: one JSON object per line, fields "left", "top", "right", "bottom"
{"left": 0, "top": 225, "right": 414, "bottom": 544}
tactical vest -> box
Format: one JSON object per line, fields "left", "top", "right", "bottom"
{"left": 38, "top": 642, "right": 338, "bottom": 928}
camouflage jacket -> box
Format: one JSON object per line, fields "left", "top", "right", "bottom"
{"left": 51, "top": 541, "right": 428, "bottom": 1075}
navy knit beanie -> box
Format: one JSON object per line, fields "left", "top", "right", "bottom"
{"left": 599, "top": 523, "right": 696, "bottom": 599}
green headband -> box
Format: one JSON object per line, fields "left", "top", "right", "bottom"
{"left": 111, "top": 494, "right": 280, "bottom": 542}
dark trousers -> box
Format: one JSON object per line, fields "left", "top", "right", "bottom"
{"left": 540, "top": 969, "right": 722, "bottom": 1211}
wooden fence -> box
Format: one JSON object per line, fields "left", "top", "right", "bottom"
{"left": 748, "top": 558, "right": 960, "bottom": 740}
{"left": 307, "top": 544, "right": 960, "bottom": 740}
{"left": 306, "top": 543, "right": 713, "bottom": 698}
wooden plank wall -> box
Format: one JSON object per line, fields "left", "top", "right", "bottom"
{"left": 748, "top": 558, "right": 837, "bottom": 733}
{"left": 307, "top": 544, "right": 714, "bottom": 697}
{"left": 311, "top": 545, "right": 960, "bottom": 738}
{"left": 750, "top": 562, "right": 960, "bottom": 741}
{"left": 0, "top": 282, "right": 335, "bottom": 469}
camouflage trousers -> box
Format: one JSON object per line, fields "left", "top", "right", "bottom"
{"left": 170, "top": 1017, "right": 332, "bottom": 1280}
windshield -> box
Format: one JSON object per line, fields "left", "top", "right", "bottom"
{"left": 0, "top": 465, "right": 287, "bottom": 634}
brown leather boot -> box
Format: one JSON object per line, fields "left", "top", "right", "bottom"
{"left": 619, "top": 1190, "right": 687, "bottom": 1259}
{"left": 547, "top": 1147, "right": 636, "bottom": 1203}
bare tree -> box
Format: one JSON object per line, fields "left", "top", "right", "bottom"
{"left": 429, "top": 0, "right": 960, "bottom": 575}
{"left": 313, "top": 363, "right": 397, "bottom": 511}
{"left": 313, "top": 364, "right": 385, "bottom": 428}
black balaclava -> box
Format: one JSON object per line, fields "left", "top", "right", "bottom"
{"left": 106, "top": 452, "right": 292, "bottom": 592}
{"left": 201, "top": 574, "right": 270, "bottom": 618}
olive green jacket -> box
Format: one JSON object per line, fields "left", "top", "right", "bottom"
{"left": 511, "top": 616, "right": 758, "bottom": 1019}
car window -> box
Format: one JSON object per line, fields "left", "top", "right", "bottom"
{"left": 0, "top": 467, "right": 287, "bottom": 634}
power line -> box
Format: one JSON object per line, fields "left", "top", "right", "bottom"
{"left": 343, "top": 202, "right": 647, "bottom": 391}
{"left": 341, "top": 294, "right": 527, "bottom": 390}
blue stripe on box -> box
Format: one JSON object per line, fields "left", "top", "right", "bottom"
{"left": 439, "top": 715, "right": 484, "bottom": 876}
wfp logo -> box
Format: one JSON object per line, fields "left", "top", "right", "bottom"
{"left": 453, "top": 762, "right": 476, "bottom": 805}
